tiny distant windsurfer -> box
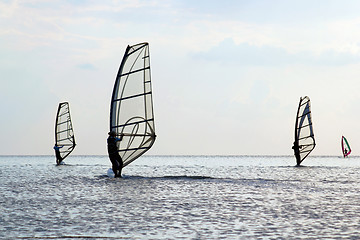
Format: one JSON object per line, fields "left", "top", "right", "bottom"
{"left": 292, "top": 141, "right": 301, "bottom": 166}
{"left": 107, "top": 131, "right": 124, "bottom": 178}
{"left": 54, "top": 145, "right": 64, "bottom": 165}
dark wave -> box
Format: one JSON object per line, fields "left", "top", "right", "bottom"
{"left": 17, "top": 236, "right": 119, "bottom": 239}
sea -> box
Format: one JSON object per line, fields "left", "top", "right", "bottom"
{"left": 1, "top": 155, "right": 360, "bottom": 240}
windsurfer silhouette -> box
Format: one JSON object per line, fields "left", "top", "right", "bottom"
{"left": 107, "top": 131, "right": 124, "bottom": 178}
{"left": 292, "top": 141, "right": 301, "bottom": 165}
{"left": 54, "top": 145, "right": 64, "bottom": 165}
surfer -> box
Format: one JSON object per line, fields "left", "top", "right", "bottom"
{"left": 292, "top": 141, "right": 301, "bottom": 165}
{"left": 107, "top": 131, "right": 124, "bottom": 178}
{"left": 54, "top": 145, "right": 64, "bottom": 165}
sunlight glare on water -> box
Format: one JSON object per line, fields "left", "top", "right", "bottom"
{"left": 1, "top": 155, "right": 360, "bottom": 239}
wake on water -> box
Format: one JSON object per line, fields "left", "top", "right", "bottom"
{"left": 107, "top": 168, "right": 115, "bottom": 178}
{"left": 106, "top": 168, "right": 217, "bottom": 180}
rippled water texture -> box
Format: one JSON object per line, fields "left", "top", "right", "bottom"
{"left": 1, "top": 155, "right": 360, "bottom": 239}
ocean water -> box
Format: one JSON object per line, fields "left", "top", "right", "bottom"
{"left": 1, "top": 155, "right": 360, "bottom": 239}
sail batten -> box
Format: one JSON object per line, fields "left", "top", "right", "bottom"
{"left": 119, "top": 146, "right": 152, "bottom": 152}
{"left": 297, "top": 123, "right": 313, "bottom": 130}
{"left": 57, "top": 128, "right": 73, "bottom": 134}
{"left": 54, "top": 102, "right": 76, "bottom": 163}
{"left": 112, "top": 91, "right": 152, "bottom": 102}
{"left": 110, "top": 42, "right": 156, "bottom": 167}
{"left": 58, "top": 112, "right": 69, "bottom": 117}
{"left": 120, "top": 66, "right": 150, "bottom": 77}
{"left": 113, "top": 118, "right": 155, "bottom": 129}
{"left": 293, "top": 96, "right": 315, "bottom": 165}
{"left": 298, "top": 136, "right": 314, "bottom": 141}
{"left": 57, "top": 120, "right": 71, "bottom": 125}
{"left": 297, "top": 112, "right": 312, "bottom": 119}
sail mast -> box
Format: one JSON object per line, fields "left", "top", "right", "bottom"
{"left": 293, "top": 97, "right": 302, "bottom": 165}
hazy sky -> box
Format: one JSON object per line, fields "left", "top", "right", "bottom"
{"left": 1, "top": 0, "right": 360, "bottom": 156}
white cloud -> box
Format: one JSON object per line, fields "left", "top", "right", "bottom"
{"left": 2, "top": 0, "right": 360, "bottom": 155}
{"left": 193, "top": 38, "right": 360, "bottom": 66}
{"left": 0, "top": 0, "right": 18, "bottom": 18}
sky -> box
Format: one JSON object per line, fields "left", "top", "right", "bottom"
{"left": 1, "top": 0, "right": 360, "bottom": 156}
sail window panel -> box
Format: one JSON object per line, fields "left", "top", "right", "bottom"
{"left": 121, "top": 148, "right": 148, "bottom": 166}
{"left": 299, "top": 137, "right": 315, "bottom": 160}
{"left": 116, "top": 71, "right": 147, "bottom": 100}
{"left": 56, "top": 121, "right": 68, "bottom": 133}
{"left": 297, "top": 104, "right": 315, "bottom": 162}
{"left": 122, "top": 47, "right": 148, "bottom": 75}
{"left": 123, "top": 48, "right": 147, "bottom": 72}
{"left": 297, "top": 101, "right": 314, "bottom": 140}
{"left": 120, "top": 94, "right": 145, "bottom": 119}
{"left": 116, "top": 46, "right": 149, "bottom": 100}
{"left": 298, "top": 124, "right": 311, "bottom": 140}
{"left": 56, "top": 119, "right": 73, "bottom": 141}
{"left": 119, "top": 131, "right": 153, "bottom": 165}
{"left": 119, "top": 128, "right": 152, "bottom": 149}
{"left": 57, "top": 130, "right": 70, "bottom": 141}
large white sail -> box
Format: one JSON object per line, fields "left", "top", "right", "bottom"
{"left": 110, "top": 42, "right": 156, "bottom": 167}
{"left": 293, "top": 96, "right": 315, "bottom": 165}
{"left": 54, "top": 102, "right": 76, "bottom": 163}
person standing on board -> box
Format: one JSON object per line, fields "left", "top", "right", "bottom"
{"left": 54, "top": 145, "right": 64, "bottom": 165}
{"left": 292, "top": 141, "right": 301, "bottom": 165}
{"left": 107, "top": 131, "right": 124, "bottom": 178}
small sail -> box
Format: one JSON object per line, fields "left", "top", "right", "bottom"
{"left": 110, "top": 42, "right": 156, "bottom": 167}
{"left": 341, "top": 136, "right": 351, "bottom": 158}
{"left": 54, "top": 102, "right": 76, "bottom": 164}
{"left": 293, "top": 96, "right": 315, "bottom": 165}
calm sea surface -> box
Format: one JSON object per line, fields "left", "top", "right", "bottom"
{"left": 1, "top": 155, "right": 360, "bottom": 239}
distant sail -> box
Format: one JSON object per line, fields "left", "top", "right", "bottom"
{"left": 54, "top": 102, "right": 76, "bottom": 164}
{"left": 341, "top": 136, "right": 351, "bottom": 158}
{"left": 293, "top": 96, "right": 315, "bottom": 165}
{"left": 110, "top": 42, "right": 156, "bottom": 167}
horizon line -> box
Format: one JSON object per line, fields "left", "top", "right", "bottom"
{"left": 0, "top": 154, "right": 356, "bottom": 158}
